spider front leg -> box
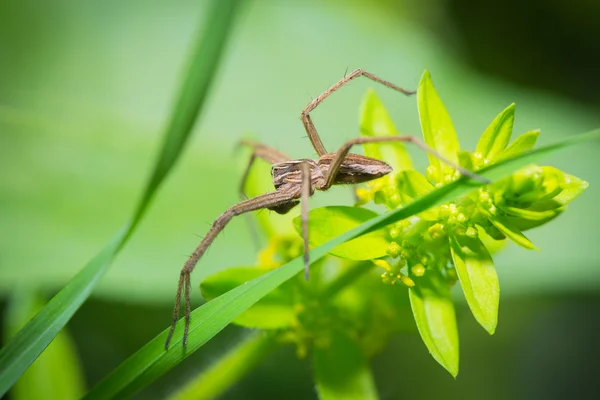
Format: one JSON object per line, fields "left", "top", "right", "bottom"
{"left": 321, "top": 135, "right": 491, "bottom": 190}
{"left": 165, "top": 189, "right": 301, "bottom": 349}
{"left": 301, "top": 68, "right": 415, "bottom": 157}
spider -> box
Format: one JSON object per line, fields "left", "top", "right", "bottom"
{"left": 165, "top": 69, "right": 488, "bottom": 349}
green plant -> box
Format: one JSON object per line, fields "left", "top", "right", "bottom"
{"left": 0, "top": 1, "right": 597, "bottom": 397}
{"left": 85, "top": 72, "right": 597, "bottom": 399}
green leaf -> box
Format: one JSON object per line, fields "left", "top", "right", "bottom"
{"left": 450, "top": 235, "right": 499, "bottom": 335}
{"left": 200, "top": 266, "right": 295, "bottom": 329}
{"left": 417, "top": 70, "right": 461, "bottom": 183}
{"left": 396, "top": 169, "right": 434, "bottom": 198}
{"left": 551, "top": 171, "right": 589, "bottom": 206}
{"left": 475, "top": 103, "right": 515, "bottom": 162}
{"left": 4, "top": 288, "right": 86, "bottom": 400}
{"left": 313, "top": 331, "right": 379, "bottom": 400}
{"left": 0, "top": 0, "right": 243, "bottom": 396}
{"left": 84, "top": 128, "right": 600, "bottom": 398}
{"left": 488, "top": 214, "right": 538, "bottom": 250}
{"left": 501, "top": 205, "right": 560, "bottom": 221}
{"left": 293, "top": 206, "right": 389, "bottom": 260}
{"left": 409, "top": 270, "right": 459, "bottom": 377}
{"left": 360, "top": 89, "right": 412, "bottom": 171}
{"left": 499, "top": 130, "right": 540, "bottom": 160}
{"left": 168, "top": 333, "right": 277, "bottom": 400}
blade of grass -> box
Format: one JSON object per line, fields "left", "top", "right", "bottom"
{"left": 85, "top": 128, "right": 600, "bottom": 399}
{"left": 0, "top": 0, "right": 244, "bottom": 396}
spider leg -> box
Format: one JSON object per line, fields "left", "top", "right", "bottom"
{"left": 321, "top": 135, "right": 491, "bottom": 190}
{"left": 237, "top": 139, "right": 291, "bottom": 197}
{"left": 165, "top": 189, "right": 301, "bottom": 350}
{"left": 237, "top": 140, "right": 292, "bottom": 249}
{"left": 300, "top": 161, "right": 312, "bottom": 280}
{"left": 300, "top": 68, "right": 415, "bottom": 157}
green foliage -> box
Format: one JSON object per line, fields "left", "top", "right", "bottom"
{"left": 186, "top": 70, "right": 595, "bottom": 390}
{"left": 292, "top": 206, "right": 390, "bottom": 260}
{"left": 3, "top": 288, "right": 86, "bottom": 400}
{"left": 0, "top": 0, "right": 244, "bottom": 396}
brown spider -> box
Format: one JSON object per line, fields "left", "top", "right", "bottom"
{"left": 165, "top": 69, "right": 487, "bottom": 349}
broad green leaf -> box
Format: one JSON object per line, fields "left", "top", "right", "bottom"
{"left": 360, "top": 89, "right": 412, "bottom": 171}
{"left": 450, "top": 235, "right": 499, "bottom": 335}
{"left": 409, "top": 270, "right": 459, "bottom": 377}
{"left": 168, "top": 333, "right": 277, "bottom": 400}
{"left": 489, "top": 214, "right": 538, "bottom": 250}
{"left": 499, "top": 130, "right": 540, "bottom": 160}
{"left": 293, "top": 206, "right": 389, "bottom": 260}
{"left": 417, "top": 70, "right": 461, "bottom": 183}
{"left": 475, "top": 103, "right": 515, "bottom": 162}
{"left": 313, "top": 331, "right": 379, "bottom": 400}
{"left": 201, "top": 266, "right": 295, "bottom": 329}
{"left": 0, "top": 0, "right": 243, "bottom": 395}
{"left": 84, "top": 129, "right": 600, "bottom": 399}
{"left": 4, "top": 289, "right": 85, "bottom": 400}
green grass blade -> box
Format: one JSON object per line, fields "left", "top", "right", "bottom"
{"left": 129, "top": 0, "right": 243, "bottom": 233}
{"left": 85, "top": 128, "right": 600, "bottom": 399}
{"left": 0, "top": 0, "right": 243, "bottom": 396}
{"left": 4, "top": 288, "right": 86, "bottom": 400}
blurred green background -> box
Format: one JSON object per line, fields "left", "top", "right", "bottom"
{"left": 1, "top": 0, "right": 599, "bottom": 399}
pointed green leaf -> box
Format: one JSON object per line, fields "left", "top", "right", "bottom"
{"left": 360, "top": 89, "right": 412, "bottom": 171}
{"left": 417, "top": 70, "right": 461, "bottom": 183}
{"left": 84, "top": 129, "right": 600, "bottom": 399}
{"left": 293, "top": 206, "right": 388, "bottom": 260}
{"left": 552, "top": 172, "right": 589, "bottom": 206}
{"left": 450, "top": 235, "right": 499, "bottom": 334}
{"left": 4, "top": 289, "right": 85, "bottom": 400}
{"left": 500, "top": 205, "right": 560, "bottom": 221}
{"left": 489, "top": 214, "right": 538, "bottom": 250}
{"left": 200, "top": 266, "right": 295, "bottom": 329}
{"left": 313, "top": 332, "right": 379, "bottom": 400}
{"left": 409, "top": 270, "right": 459, "bottom": 377}
{"left": 499, "top": 130, "right": 540, "bottom": 160}
{"left": 475, "top": 103, "right": 515, "bottom": 162}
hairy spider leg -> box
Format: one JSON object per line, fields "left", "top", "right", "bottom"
{"left": 165, "top": 188, "right": 301, "bottom": 349}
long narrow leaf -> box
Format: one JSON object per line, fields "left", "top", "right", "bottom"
{"left": 0, "top": 0, "right": 243, "bottom": 396}
{"left": 86, "top": 128, "right": 600, "bottom": 399}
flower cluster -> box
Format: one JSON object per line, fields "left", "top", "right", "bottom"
{"left": 201, "top": 70, "right": 588, "bottom": 378}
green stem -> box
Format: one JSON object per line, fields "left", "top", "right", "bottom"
{"left": 320, "top": 261, "right": 373, "bottom": 299}
{"left": 167, "top": 332, "right": 278, "bottom": 400}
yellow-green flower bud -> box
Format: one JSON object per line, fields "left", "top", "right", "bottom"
{"left": 387, "top": 241, "right": 401, "bottom": 258}
{"left": 465, "top": 226, "right": 478, "bottom": 238}
{"left": 411, "top": 264, "right": 426, "bottom": 276}
{"left": 400, "top": 274, "right": 416, "bottom": 287}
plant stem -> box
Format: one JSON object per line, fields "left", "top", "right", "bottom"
{"left": 320, "top": 261, "right": 374, "bottom": 299}
{"left": 167, "top": 332, "right": 278, "bottom": 400}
